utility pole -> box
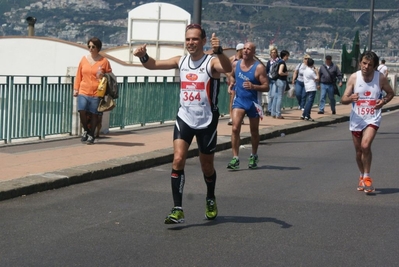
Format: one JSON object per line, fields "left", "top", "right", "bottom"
{"left": 193, "top": 0, "right": 202, "bottom": 24}
{"left": 368, "top": 0, "right": 375, "bottom": 51}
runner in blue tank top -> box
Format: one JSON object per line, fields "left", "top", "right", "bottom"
{"left": 227, "top": 42, "right": 269, "bottom": 170}
{"left": 233, "top": 60, "right": 261, "bottom": 110}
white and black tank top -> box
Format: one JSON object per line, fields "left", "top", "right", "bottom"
{"left": 178, "top": 54, "right": 220, "bottom": 129}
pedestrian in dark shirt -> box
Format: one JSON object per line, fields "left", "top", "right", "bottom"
{"left": 317, "top": 55, "right": 343, "bottom": 115}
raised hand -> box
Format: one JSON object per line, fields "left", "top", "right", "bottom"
{"left": 133, "top": 44, "right": 147, "bottom": 57}
{"left": 210, "top": 33, "right": 220, "bottom": 51}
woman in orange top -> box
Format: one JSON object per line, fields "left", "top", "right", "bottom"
{"left": 73, "top": 37, "right": 112, "bottom": 144}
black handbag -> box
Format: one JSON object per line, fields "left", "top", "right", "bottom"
{"left": 333, "top": 83, "right": 340, "bottom": 96}
{"left": 285, "top": 81, "right": 290, "bottom": 92}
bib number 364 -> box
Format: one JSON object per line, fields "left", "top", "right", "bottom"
{"left": 183, "top": 91, "right": 201, "bottom": 102}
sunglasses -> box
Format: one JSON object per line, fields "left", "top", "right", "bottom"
{"left": 88, "top": 45, "right": 96, "bottom": 49}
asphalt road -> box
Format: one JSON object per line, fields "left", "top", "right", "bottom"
{"left": 1, "top": 111, "right": 399, "bottom": 267}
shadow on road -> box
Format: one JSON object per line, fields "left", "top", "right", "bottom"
{"left": 258, "top": 165, "right": 301, "bottom": 171}
{"left": 374, "top": 188, "right": 399, "bottom": 194}
{"left": 96, "top": 141, "right": 145, "bottom": 147}
{"left": 167, "top": 215, "right": 292, "bottom": 230}
{"left": 226, "top": 165, "right": 300, "bottom": 171}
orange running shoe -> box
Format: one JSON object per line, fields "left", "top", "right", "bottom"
{"left": 363, "top": 177, "right": 375, "bottom": 193}
{"left": 357, "top": 177, "right": 365, "bottom": 191}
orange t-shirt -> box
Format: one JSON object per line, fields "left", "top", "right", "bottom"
{"left": 74, "top": 56, "right": 112, "bottom": 97}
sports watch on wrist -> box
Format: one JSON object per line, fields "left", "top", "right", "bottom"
{"left": 214, "top": 46, "right": 223, "bottom": 55}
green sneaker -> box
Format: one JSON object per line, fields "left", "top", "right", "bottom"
{"left": 164, "top": 207, "right": 185, "bottom": 224}
{"left": 248, "top": 155, "right": 259, "bottom": 169}
{"left": 227, "top": 158, "right": 240, "bottom": 170}
{"left": 205, "top": 198, "right": 218, "bottom": 220}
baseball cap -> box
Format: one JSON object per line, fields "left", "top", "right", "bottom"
{"left": 303, "top": 54, "right": 311, "bottom": 59}
{"left": 236, "top": 43, "right": 244, "bottom": 51}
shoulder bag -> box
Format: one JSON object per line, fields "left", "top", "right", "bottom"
{"left": 322, "top": 65, "right": 340, "bottom": 96}
{"left": 98, "top": 96, "right": 116, "bottom": 112}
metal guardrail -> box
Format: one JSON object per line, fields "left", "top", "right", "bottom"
{"left": 0, "top": 75, "right": 346, "bottom": 144}
{"left": 0, "top": 76, "right": 73, "bottom": 144}
{"left": 109, "top": 76, "right": 181, "bottom": 128}
{"left": 109, "top": 76, "right": 231, "bottom": 129}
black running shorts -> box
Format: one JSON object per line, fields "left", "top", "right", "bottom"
{"left": 173, "top": 113, "right": 219, "bottom": 154}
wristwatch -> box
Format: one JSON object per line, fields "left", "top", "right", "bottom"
{"left": 214, "top": 46, "right": 223, "bottom": 55}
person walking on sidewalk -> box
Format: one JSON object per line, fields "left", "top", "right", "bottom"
{"left": 265, "top": 48, "right": 279, "bottom": 116}
{"left": 227, "top": 43, "right": 244, "bottom": 125}
{"left": 318, "top": 55, "right": 343, "bottom": 115}
{"left": 301, "top": 58, "right": 319, "bottom": 121}
{"left": 341, "top": 51, "right": 394, "bottom": 194}
{"left": 73, "top": 37, "right": 112, "bottom": 145}
{"left": 227, "top": 42, "right": 269, "bottom": 170}
{"left": 292, "top": 54, "right": 310, "bottom": 110}
{"left": 270, "top": 50, "right": 290, "bottom": 119}
{"left": 377, "top": 59, "right": 388, "bottom": 77}
{"left": 133, "top": 24, "right": 232, "bottom": 224}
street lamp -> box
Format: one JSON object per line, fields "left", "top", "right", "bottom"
{"left": 368, "top": 0, "right": 375, "bottom": 51}
{"left": 193, "top": 0, "right": 202, "bottom": 24}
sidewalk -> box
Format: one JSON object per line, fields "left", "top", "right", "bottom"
{"left": 1, "top": 98, "right": 399, "bottom": 201}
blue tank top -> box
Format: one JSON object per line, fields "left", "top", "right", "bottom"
{"left": 235, "top": 60, "right": 261, "bottom": 100}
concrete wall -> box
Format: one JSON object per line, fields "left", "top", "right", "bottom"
{"left": 0, "top": 36, "right": 181, "bottom": 77}
{"left": 1, "top": 37, "right": 85, "bottom": 76}
{"left": 105, "top": 44, "right": 187, "bottom": 65}
{"left": 0, "top": 36, "right": 238, "bottom": 78}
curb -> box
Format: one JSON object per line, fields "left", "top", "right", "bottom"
{"left": 1, "top": 104, "right": 398, "bottom": 201}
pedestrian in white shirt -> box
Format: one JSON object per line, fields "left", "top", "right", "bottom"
{"left": 301, "top": 58, "right": 319, "bottom": 121}
{"left": 377, "top": 59, "right": 388, "bottom": 77}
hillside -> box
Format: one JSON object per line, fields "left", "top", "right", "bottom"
{"left": 1, "top": 0, "right": 398, "bottom": 58}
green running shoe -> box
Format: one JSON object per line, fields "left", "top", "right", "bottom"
{"left": 205, "top": 198, "right": 218, "bottom": 220}
{"left": 248, "top": 155, "right": 258, "bottom": 169}
{"left": 227, "top": 158, "right": 240, "bottom": 170}
{"left": 164, "top": 207, "right": 185, "bottom": 224}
